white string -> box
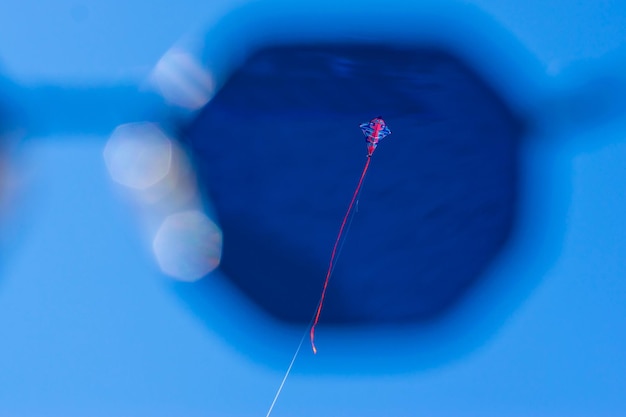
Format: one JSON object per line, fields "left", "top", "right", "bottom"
{"left": 265, "top": 162, "right": 369, "bottom": 416}
{"left": 265, "top": 324, "right": 309, "bottom": 417}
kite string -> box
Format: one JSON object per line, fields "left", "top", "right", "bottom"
{"left": 265, "top": 157, "right": 371, "bottom": 417}
{"left": 264, "top": 315, "right": 313, "bottom": 417}
{"left": 265, "top": 199, "right": 361, "bottom": 417}
{"left": 310, "top": 156, "right": 371, "bottom": 354}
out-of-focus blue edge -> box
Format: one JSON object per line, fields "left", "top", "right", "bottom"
{"left": 168, "top": 1, "right": 575, "bottom": 375}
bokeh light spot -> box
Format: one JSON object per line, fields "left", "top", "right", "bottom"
{"left": 150, "top": 48, "right": 216, "bottom": 110}
{"left": 104, "top": 122, "right": 172, "bottom": 190}
{"left": 152, "top": 210, "right": 222, "bottom": 282}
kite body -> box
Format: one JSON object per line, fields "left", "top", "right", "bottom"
{"left": 360, "top": 116, "right": 391, "bottom": 157}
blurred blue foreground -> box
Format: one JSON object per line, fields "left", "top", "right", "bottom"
{"left": 0, "top": 1, "right": 625, "bottom": 416}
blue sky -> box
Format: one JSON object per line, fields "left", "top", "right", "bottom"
{"left": 1, "top": 1, "right": 626, "bottom": 416}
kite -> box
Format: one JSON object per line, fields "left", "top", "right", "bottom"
{"left": 310, "top": 116, "right": 391, "bottom": 353}
{"left": 266, "top": 117, "right": 392, "bottom": 417}
{"left": 361, "top": 116, "right": 392, "bottom": 157}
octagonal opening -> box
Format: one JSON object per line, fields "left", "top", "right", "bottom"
{"left": 184, "top": 44, "right": 523, "bottom": 325}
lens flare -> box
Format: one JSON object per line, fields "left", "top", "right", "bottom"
{"left": 152, "top": 210, "right": 222, "bottom": 282}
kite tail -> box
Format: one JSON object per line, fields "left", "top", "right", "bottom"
{"left": 310, "top": 156, "right": 371, "bottom": 354}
